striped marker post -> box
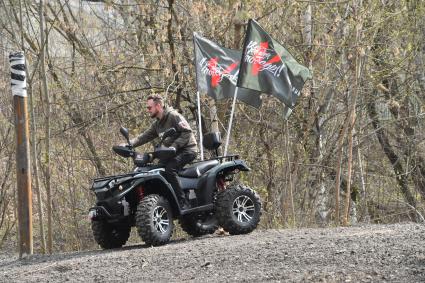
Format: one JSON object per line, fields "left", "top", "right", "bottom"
{"left": 10, "top": 51, "right": 33, "bottom": 257}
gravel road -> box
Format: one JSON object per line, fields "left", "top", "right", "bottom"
{"left": 1, "top": 222, "right": 424, "bottom": 282}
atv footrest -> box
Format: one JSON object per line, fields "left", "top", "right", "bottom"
{"left": 181, "top": 204, "right": 214, "bottom": 215}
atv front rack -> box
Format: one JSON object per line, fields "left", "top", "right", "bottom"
{"left": 93, "top": 172, "right": 138, "bottom": 183}
{"left": 88, "top": 206, "right": 112, "bottom": 220}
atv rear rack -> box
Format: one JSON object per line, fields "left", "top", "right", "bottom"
{"left": 213, "top": 154, "right": 239, "bottom": 162}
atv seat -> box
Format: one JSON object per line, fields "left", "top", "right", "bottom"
{"left": 178, "top": 159, "right": 219, "bottom": 178}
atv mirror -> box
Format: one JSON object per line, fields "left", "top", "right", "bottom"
{"left": 120, "top": 127, "right": 130, "bottom": 144}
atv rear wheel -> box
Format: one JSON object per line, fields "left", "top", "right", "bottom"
{"left": 216, "top": 185, "right": 261, "bottom": 235}
{"left": 136, "top": 194, "right": 174, "bottom": 246}
{"left": 91, "top": 221, "right": 131, "bottom": 249}
{"left": 179, "top": 213, "right": 218, "bottom": 237}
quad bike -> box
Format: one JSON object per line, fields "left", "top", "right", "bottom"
{"left": 88, "top": 127, "right": 262, "bottom": 248}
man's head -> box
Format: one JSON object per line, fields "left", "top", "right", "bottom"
{"left": 146, "top": 94, "right": 164, "bottom": 119}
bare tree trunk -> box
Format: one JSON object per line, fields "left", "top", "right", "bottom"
{"left": 284, "top": 120, "right": 295, "bottom": 226}
{"left": 367, "top": 2, "right": 420, "bottom": 214}
{"left": 334, "top": 116, "right": 349, "bottom": 225}
{"left": 28, "top": 80, "right": 46, "bottom": 253}
{"left": 47, "top": 61, "right": 107, "bottom": 176}
{"left": 313, "top": 90, "right": 336, "bottom": 225}
{"left": 356, "top": 133, "right": 369, "bottom": 222}
{"left": 367, "top": 98, "right": 416, "bottom": 208}
{"left": 39, "top": 0, "right": 52, "bottom": 254}
{"left": 302, "top": 3, "right": 330, "bottom": 225}
{"left": 343, "top": 111, "right": 356, "bottom": 226}
{"left": 334, "top": 2, "right": 352, "bottom": 226}
{"left": 166, "top": 0, "right": 182, "bottom": 110}
{"left": 343, "top": 0, "right": 363, "bottom": 225}
{"left": 259, "top": 128, "right": 273, "bottom": 213}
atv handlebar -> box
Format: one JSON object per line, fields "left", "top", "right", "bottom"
{"left": 112, "top": 145, "right": 135, "bottom": 158}
{"left": 112, "top": 145, "right": 176, "bottom": 167}
{"left": 113, "top": 126, "right": 177, "bottom": 167}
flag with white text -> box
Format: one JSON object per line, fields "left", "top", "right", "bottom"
{"left": 194, "top": 33, "right": 262, "bottom": 108}
{"left": 237, "top": 19, "right": 311, "bottom": 109}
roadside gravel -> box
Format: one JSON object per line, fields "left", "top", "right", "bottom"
{"left": 1, "top": 222, "right": 424, "bottom": 282}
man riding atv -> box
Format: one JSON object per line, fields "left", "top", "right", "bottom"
{"left": 89, "top": 95, "right": 262, "bottom": 248}
{"left": 123, "top": 94, "right": 196, "bottom": 210}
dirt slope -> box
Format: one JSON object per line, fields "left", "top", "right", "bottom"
{"left": 1, "top": 223, "right": 424, "bottom": 282}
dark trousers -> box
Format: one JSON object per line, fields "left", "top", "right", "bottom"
{"left": 163, "top": 151, "right": 196, "bottom": 201}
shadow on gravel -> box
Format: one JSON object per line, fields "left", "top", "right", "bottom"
{"left": 0, "top": 234, "right": 227, "bottom": 269}
{"left": 0, "top": 244, "right": 148, "bottom": 268}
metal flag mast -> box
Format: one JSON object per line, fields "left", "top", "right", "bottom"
{"left": 193, "top": 32, "right": 204, "bottom": 161}
{"left": 223, "top": 87, "right": 239, "bottom": 157}
{"left": 196, "top": 91, "right": 204, "bottom": 160}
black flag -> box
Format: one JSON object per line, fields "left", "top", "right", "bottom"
{"left": 194, "top": 33, "right": 262, "bottom": 108}
{"left": 237, "top": 19, "right": 311, "bottom": 110}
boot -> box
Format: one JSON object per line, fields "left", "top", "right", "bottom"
{"left": 179, "top": 198, "right": 190, "bottom": 210}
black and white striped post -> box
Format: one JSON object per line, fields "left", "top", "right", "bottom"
{"left": 10, "top": 51, "right": 33, "bottom": 257}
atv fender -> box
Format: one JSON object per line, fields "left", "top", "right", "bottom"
{"left": 101, "top": 171, "right": 180, "bottom": 216}
{"left": 197, "top": 159, "right": 250, "bottom": 204}
{"left": 128, "top": 171, "right": 179, "bottom": 204}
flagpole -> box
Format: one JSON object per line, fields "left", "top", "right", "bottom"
{"left": 193, "top": 33, "right": 204, "bottom": 161}
{"left": 196, "top": 91, "right": 204, "bottom": 160}
{"left": 224, "top": 87, "right": 239, "bottom": 157}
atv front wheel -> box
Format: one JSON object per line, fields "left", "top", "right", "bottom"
{"left": 91, "top": 221, "right": 131, "bottom": 249}
{"left": 179, "top": 212, "right": 218, "bottom": 237}
{"left": 216, "top": 185, "right": 261, "bottom": 235}
{"left": 136, "top": 194, "right": 174, "bottom": 246}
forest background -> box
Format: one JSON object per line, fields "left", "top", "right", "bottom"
{"left": 0, "top": 0, "right": 424, "bottom": 253}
